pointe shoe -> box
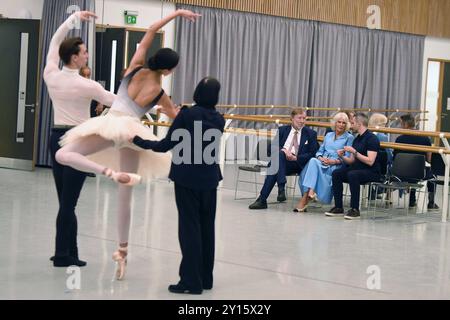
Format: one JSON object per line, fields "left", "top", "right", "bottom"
{"left": 112, "top": 247, "right": 128, "bottom": 280}
{"left": 103, "top": 168, "right": 141, "bottom": 186}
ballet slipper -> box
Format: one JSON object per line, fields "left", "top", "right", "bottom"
{"left": 112, "top": 246, "right": 128, "bottom": 280}
{"left": 103, "top": 168, "right": 141, "bottom": 186}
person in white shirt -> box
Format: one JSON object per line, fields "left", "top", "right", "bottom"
{"left": 54, "top": 9, "right": 201, "bottom": 280}
{"left": 44, "top": 11, "right": 116, "bottom": 268}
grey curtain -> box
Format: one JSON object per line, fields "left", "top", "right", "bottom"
{"left": 309, "top": 23, "right": 424, "bottom": 118}
{"left": 36, "top": 0, "right": 95, "bottom": 166}
{"left": 173, "top": 5, "right": 424, "bottom": 128}
{"left": 172, "top": 5, "right": 315, "bottom": 130}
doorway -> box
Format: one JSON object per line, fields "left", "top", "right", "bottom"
{"left": 95, "top": 25, "right": 163, "bottom": 94}
{"left": 426, "top": 59, "right": 450, "bottom": 134}
{"left": 0, "top": 19, "right": 40, "bottom": 170}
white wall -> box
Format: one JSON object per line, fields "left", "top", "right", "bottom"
{"left": 0, "top": 0, "right": 44, "bottom": 19}
{"left": 421, "top": 37, "right": 450, "bottom": 132}
{"left": 95, "top": 0, "right": 177, "bottom": 95}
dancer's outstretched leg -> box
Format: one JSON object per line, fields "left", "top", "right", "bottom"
{"left": 112, "top": 147, "right": 140, "bottom": 280}
{"left": 55, "top": 135, "right": 113, "bottom": 173}
{"left": 56, "top": 135, "right": 140, "bottom": 185}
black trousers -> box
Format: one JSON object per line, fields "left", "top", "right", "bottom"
{"left": 332, "top": 166, "right": 380, "bottom": 210}
{"left": 409, "top": 167, "right": 436, "bottom": 205}
{"left": 260, "top": 151, "right": 301, "bottom": 201}
{"left": 49, "top": 128, "right": 87, "bottom": 258}
{"left": 174, "top": 183, "right": 217, "bottom": 291}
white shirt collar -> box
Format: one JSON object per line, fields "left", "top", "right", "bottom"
{"left": 291, "top": 126, "right": 302, "bottom": 134}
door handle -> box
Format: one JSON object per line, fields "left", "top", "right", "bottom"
{"left": 25, "top": 104, "right": 35, "bottom": 113}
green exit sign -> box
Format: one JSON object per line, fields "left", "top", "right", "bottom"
{"left": 125, "top": 15, "right": 137, "bottom": 24}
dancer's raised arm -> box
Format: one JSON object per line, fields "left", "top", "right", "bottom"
{"left": 44, "top": 11, "right": 97, "bottom": 78}
{"left": 127, "top": 9, "right": 200, "bottom": 73}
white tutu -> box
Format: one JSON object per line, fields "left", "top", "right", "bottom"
{"left": 59, "top": 110, "right": 171, "bottom": 180}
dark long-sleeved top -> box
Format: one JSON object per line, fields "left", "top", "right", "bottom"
{"left": 133, "top": 105, "right": 225, "bottom": 190}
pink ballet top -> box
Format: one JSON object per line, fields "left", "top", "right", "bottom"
{"left": 43, "top": 12, "right": 116, "bottom": 126}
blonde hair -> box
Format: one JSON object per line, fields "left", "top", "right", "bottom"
{"left": 330, "top": 112, "right": 350, "bottom": 131}
{"left": 369, "top": 113, "right": 388, "bottom": 127}
{"left": 291, "top": 107, "right": 306, "bottom": 117}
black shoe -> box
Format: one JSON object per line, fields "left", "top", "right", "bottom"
{"left": 50, "top": 255, "right": 86, "bottom": 265}
{"left": 325, "top": 207, "right": 344, "bottom": 217}
{"left": 51, "top": 247, "right": 82, "bottom": 262}
{"left": 53, "top": 256, "right": 87, "bottom": 267}
{"left": 203, "top": 284, "right": 213, "bottom": 290}
{"left": 344, "top": 208, "right": 360, "bottom": 220}
{"left": 277, "top": 189, "right": 287, "bottom": 202}
{"left": 427, "top": 203, "right": 439, "bottom": 211}
{"left": 168, "top": 283, "right": 202, "bottom": 295}
{"left": 249, "top": 198, "right": 268, "bottom": 210}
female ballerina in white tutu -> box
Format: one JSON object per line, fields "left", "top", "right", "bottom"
{"left": 55, "top": 9, "right": 201, "bottom": 280}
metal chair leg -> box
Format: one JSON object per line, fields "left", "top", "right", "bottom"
{"left": 234, "top": 168, "right": 240, "bottom": 200}
{"left": 374, "top": 184, "right": 380, "bottom": 218}
{"left": 367, "top": 184, "right": 372, "bottom": 218}
{"left": 293, "top": 175, "right": 298, "bottom": 198}
{"left": 406, "top": 187, "right": 410, "bottom": 217}
{"left": 253, "top": 172, "right": 258, "bottom": 197}
{"left": 292, "top": 175, "right": 298, "bottom": 204}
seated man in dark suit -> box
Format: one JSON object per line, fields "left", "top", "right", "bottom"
{"left": 249, "top": 108, "right": 319, "bottom": 209}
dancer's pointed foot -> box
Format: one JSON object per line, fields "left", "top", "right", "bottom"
{"left": 112, "top": 246, "right": 128, "bottom": 280}
{"left": 103, "top": 168, "right": 141, "bottom": 186}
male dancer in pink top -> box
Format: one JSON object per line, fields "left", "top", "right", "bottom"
{"left": 44, "top": 11, "right": 116, "bottom": 267}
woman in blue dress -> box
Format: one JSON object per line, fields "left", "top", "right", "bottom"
{"left": 294, "top": 113, "right": 354, "bottom": 212}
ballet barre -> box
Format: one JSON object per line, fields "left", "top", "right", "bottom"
{"left": 244, "top": 114, "right": 429, "bottom": 122}
{"left": 212, "top": 104, "right": 428, "bottom": 114}
{"left": 144, "top": 116, "right": 450, "bottom": 140}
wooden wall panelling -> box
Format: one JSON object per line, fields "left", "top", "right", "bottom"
{"left": 163, "top": 0, "right": 450, "bottom": 38}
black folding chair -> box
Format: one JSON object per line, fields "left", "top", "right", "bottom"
{"left": 234, "top": 139, "right": 272, "bottom": 200}
{"left": 368, "top": 153, "right": 426, "bottom": 218}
